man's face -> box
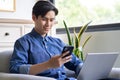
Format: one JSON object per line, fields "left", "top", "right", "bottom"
{"left": 33, "top": 10, "right": 55, "bottom": 36}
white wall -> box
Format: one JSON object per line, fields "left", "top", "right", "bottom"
{"left": 0, "top": 0, "right": 37, "bottom": 20}
{"left": 55, "top": 30, "right": 120, "bottom": 68}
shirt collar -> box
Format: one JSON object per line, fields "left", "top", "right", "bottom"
{"left": 30, "top": 28, "right": 48, "bottom": 41}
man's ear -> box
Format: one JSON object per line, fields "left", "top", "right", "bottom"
{"left": 32, "top": 15, "right": 36, "bottom": 21}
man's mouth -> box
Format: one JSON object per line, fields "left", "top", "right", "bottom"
{"left": 45, "top": 28, "right": 50, "bottom": 31}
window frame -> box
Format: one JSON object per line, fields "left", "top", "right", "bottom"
{"left": 56, "top": 23, "right": 120, "bottom": 34}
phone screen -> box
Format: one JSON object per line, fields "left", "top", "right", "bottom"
{"left": 62, "top": 46, "right": 74, "bottom": 58}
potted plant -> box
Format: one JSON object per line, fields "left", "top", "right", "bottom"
{"left": 63, "top": 20, "right": 92, "bottom": 61}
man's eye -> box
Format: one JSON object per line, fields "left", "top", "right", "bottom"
{"left": 50, "top": 19, "right": 54, "bottom": 22}
{"left": 50, "top": 19, "right": 55, "bottom": 22}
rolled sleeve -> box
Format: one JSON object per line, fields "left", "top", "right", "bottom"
{"left": 19, "top": 64, "right": 32, "bottom": 74}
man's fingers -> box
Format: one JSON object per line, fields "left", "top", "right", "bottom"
{"left": 61, "top": 51, "right": 70, "bottom": 58}
{"left": 62, "top": 55, "right": 72, "bottom": 63}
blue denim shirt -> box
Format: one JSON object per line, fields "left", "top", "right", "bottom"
{"left": 9, "top": 28, "right": 83, "bottom": 80}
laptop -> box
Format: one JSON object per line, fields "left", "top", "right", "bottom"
{"left": 77, "top": 52, "right": 119, "bottom": 80}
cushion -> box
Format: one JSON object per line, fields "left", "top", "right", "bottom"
{"left": 0, "top": 73, "right": 56, "bottom": 80}
{"left": 109, "top": 68, "right": 120, "bottom": 79}
{"left": 0, "top": 50, "right": 13, "bottom": 73}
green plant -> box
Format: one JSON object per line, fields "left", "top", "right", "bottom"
{"left": 63, "top": 20, "right": 92, "bottom": 61}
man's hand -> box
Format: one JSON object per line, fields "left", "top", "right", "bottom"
{"left": 48, "top": 51, "right": 72, "bottom": 68}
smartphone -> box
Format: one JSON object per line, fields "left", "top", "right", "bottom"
{"left": 62, "top": 45, "right": 74, "bottom": 58}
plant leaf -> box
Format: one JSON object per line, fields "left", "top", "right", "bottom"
{"left": 63, "top": 20, "right": 72, "bottom": 45}
{"left": 77, "top": 21, "right": 92, "bottom": 47}
{"left": 82, "top": 35, "right": 92, "bottom": 49}
{"left": 78, "top": 21, "right": 92, "bottom": 38}
{"left": 74, "top": 28, "right": 79, "bottom": 48}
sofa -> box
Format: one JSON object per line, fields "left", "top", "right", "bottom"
{"left": 0, "top": 50, "right": 120, "bottom": 80}
{"left": 0, "top": 50, "right": 56, "bottom": 80}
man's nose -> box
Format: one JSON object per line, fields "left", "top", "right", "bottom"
{"left": 46, "top": 20, "right": 51, "bottom": 26}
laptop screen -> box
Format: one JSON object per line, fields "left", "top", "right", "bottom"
{"left": 77, "top": 52, "right": 119, "bottom": 80}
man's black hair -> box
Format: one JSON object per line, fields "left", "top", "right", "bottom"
{"left": 32, "top": 0, "right": 58, "bottom": 18}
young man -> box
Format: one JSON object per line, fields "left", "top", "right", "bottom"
{"left": 9, "top": 1, "right": 83, "bottom": 80}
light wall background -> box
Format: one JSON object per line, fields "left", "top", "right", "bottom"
{"left": 0, "top": 0, "right": 37, "bottom": 20}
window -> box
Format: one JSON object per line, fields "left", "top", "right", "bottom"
{"left": 55, "top": 0, "right": 120, "bottom": 28}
